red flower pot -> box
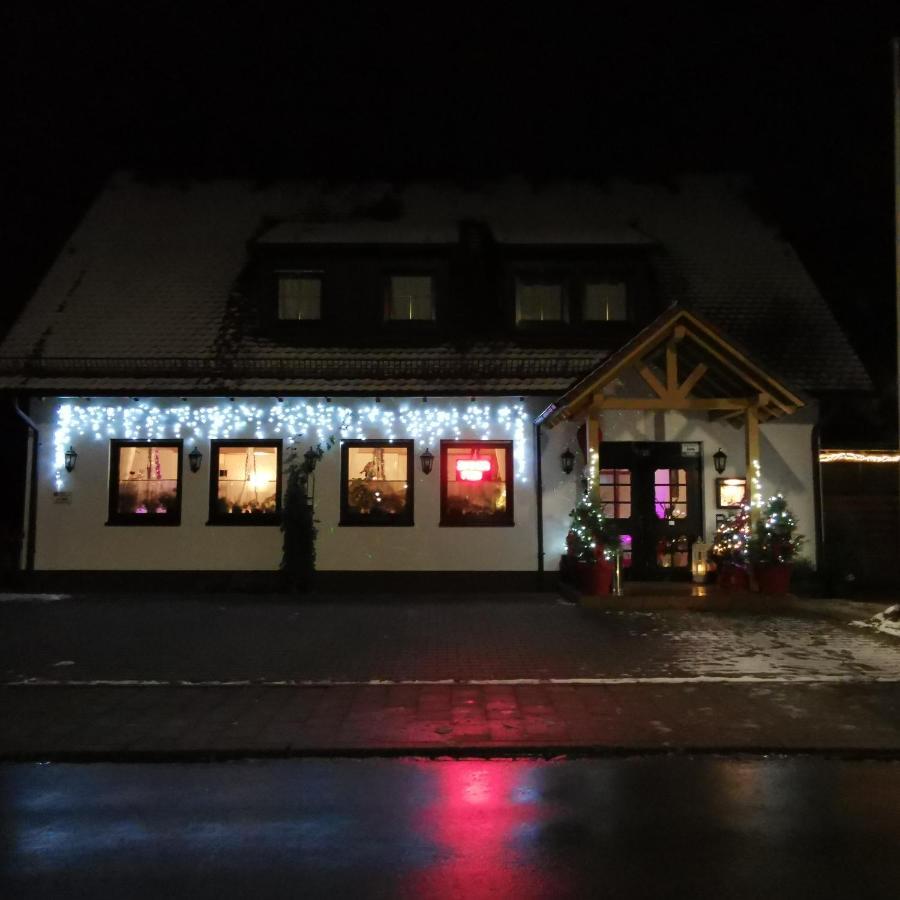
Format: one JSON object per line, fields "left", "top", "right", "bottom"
{"left": 718, "top": 562, "right": 750, "bottom": 591}
{"left": 576, "top": 550, "right": 615, "bottom": 595}
{"left": 754, "top": 563, "right": 793, "bottom": 594}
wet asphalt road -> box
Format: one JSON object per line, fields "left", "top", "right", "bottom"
{"left": 3, "top": 756, "right": 900, "bottom": 899}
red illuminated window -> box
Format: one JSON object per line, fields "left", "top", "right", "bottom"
{"left": 440, "top": 441, "right": 513, "bottom": 526}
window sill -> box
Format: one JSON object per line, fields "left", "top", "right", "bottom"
{"left": 439, "top": 519, "right": 515, "bottom": 528}
{"left": 206, "top": 516, "right": 282, "bottom": 527}
{"left": 105, "top": 518, "right": 181, "bottom": 527}
{"left": 339, "top": 519, "right": 415, "bottom": 527}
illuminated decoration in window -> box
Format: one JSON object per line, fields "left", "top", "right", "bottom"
{"left": 455, "top": 456, "right": 492, "bottom": 481}
{"left": 108, "top": 441, "right": 182, "bottom": 525}
{"left": 53, "top": 399, "right": 530, "bottom": 490}
{"left": 583, "top": 282, "right": 627, "bottom": 321}
{"left": 619, "top": 533, "right": 633, "bottom": 568}
{"left": 654, "top": 468, "right": 687, "bottom": 519}
{"left": 341, "top": 441, "right": 413, "bottom": 526}
{"left": 599, "top": 468, "right": 631, "bottom": 519}
{"left": 210, "top": 441, "right": 282, "bottom": 523}
{"left": 388, "top": 275, "right": 434, "bottom": 320}
{"left": 657, "top": 534, "right": 690, "bottom": 568}
{"left": 716, "top": 477, "right": 747, "bottom": 509}
{"left": 441, "top": 442, "right": 513, "bottom": 526}
{"left": 278, "top": 272, "right": 322, "bottom": 320}
{"left": 820, "top": 449, "right": 900, "bottom": 464}
{"left": 515, "top": 278, "right": 565, "bottom": 322}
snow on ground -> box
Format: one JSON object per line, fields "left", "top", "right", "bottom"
{"left": 851, "top": 605, "right": 900, "bottom": 639}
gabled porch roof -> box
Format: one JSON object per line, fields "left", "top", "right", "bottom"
{"left": 536, "top": 305, "right": 807, "bottom": 428}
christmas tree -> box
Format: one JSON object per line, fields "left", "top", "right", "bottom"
{"left": 566, "top": 494, "right": 619, "bottom": 563}
{"left": 749, "top": 494, "right": 804, "bottom": 565}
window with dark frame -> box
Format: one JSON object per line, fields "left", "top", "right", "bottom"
{"left": 598, "top": 468, "right": 632, "bottom": 519}
{"left": 515, "top": 277, "right": 566, "bottom": 323}
{"left": 386, "top": 275, "right": 434, "bottom": 321}
{"left": 209, "top": 440, "right": 282, "bottom": 524}
{"left": 583, "top": 281, "right": 628, "bottom": 321}
{"left": 716, "top": 477, "right": 747, "bottom": 509}
{"left": 340, "top": 440, "right": 414, "bottom": 525}
{"left": 277, "top": 272, "right": 323, "bottom": 320}
{"left": 440, "top": 441, "right": 514, "bottom": 526}
{"left": 108, "top": 440, "right": 183, "bottom": 525}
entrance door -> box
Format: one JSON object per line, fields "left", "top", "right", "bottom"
{"left": 598, "top": 442, "right": 703, "bottom": 580}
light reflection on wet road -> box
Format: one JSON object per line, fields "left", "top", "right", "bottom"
{"left": 3, "top": 757, "right": 900, "bottom": 898}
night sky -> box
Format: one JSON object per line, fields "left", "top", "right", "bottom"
{"left": 3, "top": 6, "right": 899, "bottom": 412}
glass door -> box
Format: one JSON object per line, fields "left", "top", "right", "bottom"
{"left": 598, "top": 442, "right": 703, "bottom": 579}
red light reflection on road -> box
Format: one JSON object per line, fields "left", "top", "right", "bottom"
{"left": 401, "top": 760, "right": 568, "bottom": 899}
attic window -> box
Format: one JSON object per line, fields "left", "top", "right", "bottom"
{"left": 516, "top": 278, "right": 566, "bottom": 323}
{"left": 583, "top": 281, "right": 628, "bottom": 321}
{"left": 278, "top": 272, "right": 322, "bottom": 320}
{"left": 387, "top": 275, "right": 434, "bottom": 321}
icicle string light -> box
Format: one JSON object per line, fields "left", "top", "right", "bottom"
{"left": 53, "top": 398, "right": 530, "bottom": 489}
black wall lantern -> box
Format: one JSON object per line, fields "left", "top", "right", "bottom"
{"left": 188, "top": 445, "right": 203, "bottom": 473}
{"left": 419, "top": 447, "right": 435, "bottom": 475}
{"left": 64, "top": 446, "right": 78, "bottom": 472}
{"left": 560, "top": 447, "right": 576, "bottom": 475}
{"left": 713, "top": 447, "right": 728, "bottom": 474}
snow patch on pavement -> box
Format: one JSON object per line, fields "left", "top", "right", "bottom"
{"left": 851, "top": 605, "right": 900, "bottom": 639}
{"left": 0, "top": 593, "right": 71, "bottom": 602}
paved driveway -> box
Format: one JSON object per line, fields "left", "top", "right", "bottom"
{"left": 2, "top": 594, "right": 898, "bottom": 684}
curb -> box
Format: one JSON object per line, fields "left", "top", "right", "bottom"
{"left": 4, "top": 745, "right": 900, "bottom": 764}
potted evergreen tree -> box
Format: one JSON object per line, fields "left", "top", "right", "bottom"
{"left": 748, "top": 494, "right": 804, "bottom": 594}
{"left": 565, "top": 495, "right": 620, "bottom": 595}
{"left": 710, "top": 506, "right": 751, "bottom": 590}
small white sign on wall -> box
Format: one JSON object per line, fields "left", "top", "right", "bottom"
{"left": 53, "top": 491, "right": 72, "bottom": 505}
{"left": 681, "top": 443, "right": 700, "bottom": 457}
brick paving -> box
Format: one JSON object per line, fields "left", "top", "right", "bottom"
{"left": 3, "top": 681, "right": 900, "bottom": 757}
{"left": 2, "top": 593, "right": 899, "bottom": 758}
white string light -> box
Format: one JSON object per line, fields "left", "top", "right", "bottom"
{"left": 53, "top": 398, "right": 531, "bottom": 489}
{"left": 819, "top": 450, "right": 900, "bottom": 464}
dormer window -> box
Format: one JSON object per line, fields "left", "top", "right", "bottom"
{"left": 277, "top": 272, "right": 322, "bottom": 320}
{"left": 515, "top": 277, "right": 566, "bottom": 323}
{"left": 387, "top": 275, "right": 434, "bottom": 321}
{"left": 583, "top": 281, "right": 628, "bottom": 321}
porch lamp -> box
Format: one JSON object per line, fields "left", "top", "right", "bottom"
{"left": 188, "top": 446, "right": 203, "bottom": 473}
{"left": 419, "top": 447, "right": 435, "bottom": 475}
{"left": 712, "top": 447, "right": 727, "bottom": 474}
{"left": 560, "top": 447, "right": 576, "bottom": 475}
{"left": 64, "top": 446, "right": 78, "bottom": 472}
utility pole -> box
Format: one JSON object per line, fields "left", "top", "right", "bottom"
{"left": 894, "top": 37, "right": 899, "bottom": 448}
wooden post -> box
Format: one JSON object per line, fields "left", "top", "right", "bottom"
{"left": 745, "top": 405, "right": 760, "bottom": 527}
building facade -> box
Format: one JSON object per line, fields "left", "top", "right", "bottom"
{"left": 0, "top": 175, "right": 870, "bottom": 585}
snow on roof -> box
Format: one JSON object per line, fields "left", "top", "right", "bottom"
{"left": 0, "top": 173, "right": 870, "bottom": 393}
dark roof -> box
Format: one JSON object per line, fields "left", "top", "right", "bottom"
{"left": 0, "top": 173, "right": 870, "bottom": 393}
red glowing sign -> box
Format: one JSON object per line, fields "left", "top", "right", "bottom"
{"left": 456, "top": 458, "right": 491, "bottom": 481}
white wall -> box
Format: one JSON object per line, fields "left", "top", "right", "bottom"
{"left": 30, "top": 394, "right": 818, "bottom": 572}
{"left": 31, "top": 396, "right": 544, "bottom": 572}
